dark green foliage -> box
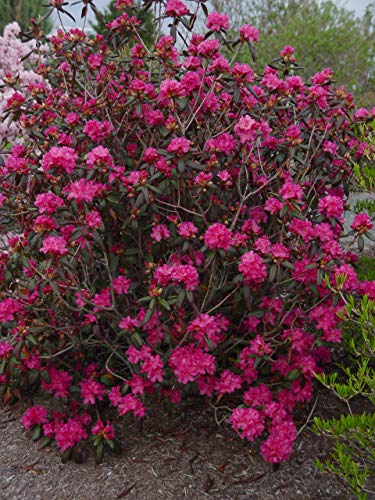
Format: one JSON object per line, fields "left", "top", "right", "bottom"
{"left": 353, "top": 120, "right": 375, "bottom": 191}
{"left": 355, "top": 256, "right": 375, "bottom": 282}
{"left": 211, "top": 0, "right": 375, "bottom": 106}
{"left": 0, "top": 0, "right": 52, "bottom": 35}
{"left": 353, "top": 199, "right": 375, "bottom": 218}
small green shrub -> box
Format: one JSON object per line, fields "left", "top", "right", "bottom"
{"left": 353, "top": 199, "right": 375, "bottom": 218}
{"left": 313, "top": 295, "right": 375, "bottom": 499}
{"left": 356, "top": 256, "right": 375, "bottom": 282}
{"left": 353, "top": 120, "right": 375, "bottom": 192}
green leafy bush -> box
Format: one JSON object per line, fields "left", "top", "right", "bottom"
{"left": 353, "top": 120, "right": 375, "bottom": 192}
{"left": 354, "top": 199, "right": 375, "bottom": 218}
{"left": 313, "top": 292, "right": 375, "bottom": 499}
{"left": 356, "top": 256, "right": 375, "bottom": 282}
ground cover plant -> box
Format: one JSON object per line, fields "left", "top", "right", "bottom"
{"left": 313, "top": 288, "right": 375, "bottom": 499}
{"left": 353, "top": 120, "right": 375, "bottom": 191}
{"left": 0, "top": 0, "right": 375, "bottom": 467}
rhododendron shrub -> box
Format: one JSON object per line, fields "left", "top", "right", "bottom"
{"left": 0, "top": 0, "right": 374, "bottom": 464}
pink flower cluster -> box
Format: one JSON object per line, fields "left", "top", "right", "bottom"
{"left": 42, "top": 147, "right": 78, "bottom": 174}
{"left": 154, "top": 263, "right": 199, "bottom": 290}
{"left": 238, "top": 251, "right": 267, "bottom": 286}
{"left": 204, "top": 223, "right": 232, "bottom": 250}
{"left": 169, "top": 345, "right": 215, "bottom": 383}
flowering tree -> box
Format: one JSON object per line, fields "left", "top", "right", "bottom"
{"left": 0, "top": 22, "right": 48, "bottom": 146}
{"left": 0, "top": 0, "right": 374, "bottom": 464}
{"left": 0, "top": 0, "right": 52, "bottom": 34}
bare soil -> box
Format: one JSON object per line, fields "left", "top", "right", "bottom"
{"left": 0, "top": 388, "right": 360, "bottom": 500}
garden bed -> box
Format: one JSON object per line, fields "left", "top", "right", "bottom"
{"left": 0, "top": 390, "right": 360, "bottom": 499}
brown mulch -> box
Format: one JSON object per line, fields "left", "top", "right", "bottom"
{"left": 0, "top": 389, "right": 357, "bottom": 500}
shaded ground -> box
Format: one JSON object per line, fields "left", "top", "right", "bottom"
{"left": 0, "top": 389, "right": 356, "bottom": 500}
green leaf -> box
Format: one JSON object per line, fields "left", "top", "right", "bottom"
{"left": 269, "top": 264, "right": 277, "bottom": 282}
{"left": 32, "top": 425, "right": 41, "bottom": 441}
{"left": 95, "top": 442, "right": 104, "bottom": 465}
{"left": 317, "top": 269, "right": 323, "bottom": 286}
{"left": 40, "top": 370, "right": 51, "bottom": 384}
{"left": 358, "top": 235, "right": 365, "bottom": 251}
{"left": 106, "top": 439, "right": 115, "bottom": 450}
{"left": 28, "top": 370, "right": 39, "bottom": 384}
{"left": 100, "top": 374, "right": 114, "bottom": 387}
{"left": 286, "top": 369, "right": 301, "bottom": 381}
{"left": 26, "top": 334, "right": 38, "bottom": 346}
{"left": 61, "top": 448, "right": 73, "bottom": 464}
{"left": 158, "top": 298, "right": 171, "bottom": 311}
{"left": 38, "top": 436, "right": 52, "bottom": 449}
{"left": 131, "top": 332, "right": 143, "bottom": 347}
{"left": 177, "top": 159, "right": 185, "bottom": 173}
{"left": 143, "top": 298, "right": 156, "bottom": 325}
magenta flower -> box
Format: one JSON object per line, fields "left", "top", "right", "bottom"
{"left": 41, "top": 366, "right": 72, "bottom": 399}
{"left": 158, "top": 79, "right": 183, "bottom": 101}
{"left": 206, "top": 12, "right": 229, "bottom": 32}
{"left": 21, "top": 406, "right": 48, "bottom": 430}
{"left": 55, "top": 418, "right": 88, "bottom": 451}
{"left": 279, "top": 181, "right": 303, "bottom": 201}
{"left": 311, "top": 67, "right": 333, "bottom": 85}
{"left": 42, "top": 146, "right": 78, "bottom": 174}
{"left": 140, "top": 354, "right": 164, "bottom": 382}
{"left": 35, "top": 192, "right": 65, "bottom": 214}
{"left": 0, "top": 341, "right": 13, "bottom": 358}
{"left": 116, "top": 0, "right": 134, "bottom": 8}
{"left": 238, "top": 251, "right": 267, "bottom": 286}
{"left": 215, "top": 370, "right": 242, "bottom": 394}
{"left": 243, "top": 383, "right": 272, "bottom": 407}
{"left": 151, "top": 224, "right": 171, "bottom": 242}
{"left": 165, "top": 0, "right": 190, "bottom": 16}
{"left": 322, "top": 141, "right": 338, "bottom": 155}
{"left": 113, "top": 275, "right": 131, "bottom": 294}
{"left": 0, "top": 298, "right": 23, "bottom": 322}
{"left": 126, "top": 345, "right": 152, "bottom": 363}
{"left": 40, "top": 235, "right": 68, "bottom": 256}
{"left": 83, "top": 119, "right": 114, "bottom": 143}
{"left": 178, "top": 221, "right": 198, "bottom": 239}
{"left": 234, "top": 115, "right": 259, "bottom": 143}
{"left": 86, "top": 145, "right": 113, "bottom": 169}
{"left": 239, "top": 24, "right": 259, "bottom": 42}
{"left": 85, "top": 210, "right": 102, "bottom": 228}
{"left": 280, "top": 45, "right": 295, "bottom": 57}
{"left": 357, "top": 280, "right": 375, "bottom": 300}
{"left": 63, "top": 179, "right": 103, "bottom": 203}
{"left": 80, "top": 379, "right": 106, "bottom": 405}
{"left": 204, "top": 223, "right": 232, "bottom": 250}
{"left": 260, "top": 420, "right": 296, "bottom": 463}
{"left": 351, "top": 213, "right": 373, "bottom": 234}
{"left": 154, "top": 263, "right": 199, "bottom": 290}
{"left": 167, "top": 137, "right": 191, "bottom": 156}
{"left": 169, "top": 344, "right": 215, "bottom": 384}
{"left": 92, "top": 420, "right": 115, "bottom": 440}
{"left": 116, "top": 394, "right": 146, "bottom": 418}
{"left": 229, "top": 407, "right": 265, "bottom": 442}
{"left": 318, "top": 194, "right": 344, "bottom": 218}
{"left": 187, "top": 313, "right": 228, "bottom": 350}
